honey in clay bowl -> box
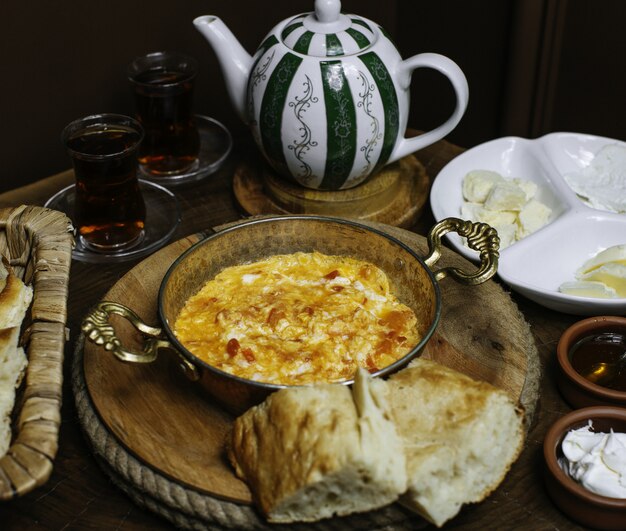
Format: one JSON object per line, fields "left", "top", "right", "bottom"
{"left": 556, "top": 316, "right": 626, "bottom": 409}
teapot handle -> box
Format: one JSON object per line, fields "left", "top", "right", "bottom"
{"left": 390, "top": 53, "right": 469, "bottom": 162}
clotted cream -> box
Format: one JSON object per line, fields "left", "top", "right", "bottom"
{"left": 559, "top": 422, "right": 626, "bottom": 498}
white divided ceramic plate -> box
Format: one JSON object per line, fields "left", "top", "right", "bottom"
{"left": 430, "top": 132, "right": 626, "bottom": 315}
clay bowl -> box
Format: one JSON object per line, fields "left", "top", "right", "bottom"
{"left": 543, "top": 407, "right": 626, "bottom": 530}
{"left": 83, "top": 215, "right": 498, "bottom": 413}
{"left": 556, "top": 316, "right": 626, "bottom": 409}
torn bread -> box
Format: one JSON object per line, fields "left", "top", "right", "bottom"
{"left": 0, "top": 258, "right": 31, "bottom": 456}
{"left": 0, "top": 257, "right": 32, "bottom": 329}
{"left": 0, "top": 327, "right": 26, "bottom": 381}
{"left": 0, "top": 345, "right": 27, "bottom": 456}
{"left": 387, "top": 358, "right": 525, "bottom": 527}
{"left": 228, "top": 369, "right": 407, "bottom": 523}
{"left": 0, "top": 327, "right": 27, "bottom": 456}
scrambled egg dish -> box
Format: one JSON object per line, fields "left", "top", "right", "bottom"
{"left": 174, "top": 252, "right": 419, "bottom": 385}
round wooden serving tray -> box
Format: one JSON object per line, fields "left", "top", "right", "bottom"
{"left": 81, "top": 221, "right": 540, "bottom": 507}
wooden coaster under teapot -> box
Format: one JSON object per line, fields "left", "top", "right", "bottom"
{"left": 233, "top": 153, "right": 429, "bottom": 228}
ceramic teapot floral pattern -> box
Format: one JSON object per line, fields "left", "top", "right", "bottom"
{"left": 195, "top": 0, "right": 468, "bottom": 190}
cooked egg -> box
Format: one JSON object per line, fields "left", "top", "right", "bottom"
{"left": 174, "top": 252, "right": 420, "bottom": 385}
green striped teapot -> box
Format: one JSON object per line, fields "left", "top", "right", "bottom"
{"left": 194, "top": 0, "right": 468, "bottom": 190}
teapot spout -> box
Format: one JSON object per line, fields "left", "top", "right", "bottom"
{"left": 193, "top": 15, "right": 253, "bottom": 123}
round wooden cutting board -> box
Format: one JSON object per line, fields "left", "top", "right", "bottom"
{"left": 82, "top": 221, "right": 539, "bottom": 506}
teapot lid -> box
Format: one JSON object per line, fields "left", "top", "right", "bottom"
{"left": 280, "top": 0, "right": 377, "bottom": 57}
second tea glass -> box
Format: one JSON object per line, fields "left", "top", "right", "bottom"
{"left": 127, "top": 51, "right": 200, "bottom": 178}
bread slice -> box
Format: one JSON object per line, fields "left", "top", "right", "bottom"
{"left": 228, "top": 369, "right": 407, "bottom": 523}
{"left": 0, "top": 326, "right": 27, "bottom": 456}
{"left": 0, "top": 329, "right": 27, "bottom": 388}
{"left": 0, "top": 327, "right": 20, "bottom": 365}
{"left": 0, "top": 258, "right": 31, "bottom": 456}
{"left": 0, "top": 258, "right": 32, "bottom": 329}
{"left": 386, "top": 358, "right": 525, "bottom": 527}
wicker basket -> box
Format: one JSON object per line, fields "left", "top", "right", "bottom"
{"left": 0, "top": 205, "right": 74, "bottom": 500}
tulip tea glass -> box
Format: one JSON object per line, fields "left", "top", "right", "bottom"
{"left": 128, "top": 51, "right": 200, "bottom": 177}
{"left": 62, "top": 113, "right": 146, "bottom": 252}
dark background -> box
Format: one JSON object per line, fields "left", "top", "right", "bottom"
{"left": 1, "top": 0, "right": 624, "bottom": 193}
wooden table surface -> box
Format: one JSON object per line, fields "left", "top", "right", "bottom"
{"left": 0, "top": 137, "right": 586, "bottom": 530}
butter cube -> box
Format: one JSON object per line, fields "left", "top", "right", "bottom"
{"left": 512, "top": 178, "right": 538, "bottom": 201}
{"left": 461, "top": 203, "right": 517, "bottom": 226}
{"left": 517, "top": 199, "right": 551, "bottom": 238}
{"left": 462, "top": 170, "right": 504, "bottom": 203}
{"left": 477, "top": 209, "right": 517, "bottom": 227}
{"left": 492, "top": 223, "right": 517, "bottom": 249}
{"left": 460, "top": 202, "right": 483, "bottom": 221}
{"left": 483, "top": 182, "right": 528, "bottom": 211}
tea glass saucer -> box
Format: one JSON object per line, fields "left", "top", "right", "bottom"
{"left": 44, "top": 180, "right": 181, "bottom": 264}
{"left": 138, "top": 115, "right": 233, "bottom": 187}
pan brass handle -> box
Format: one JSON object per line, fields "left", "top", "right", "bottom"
{"left": 423, "top": 217, "right": 499, "bottom": 284}
{"left": 82, "top": 301, "right": 199, "bottom": 380}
